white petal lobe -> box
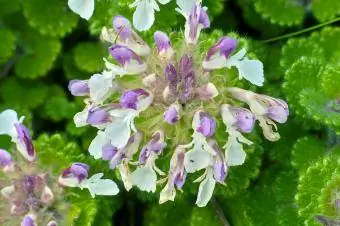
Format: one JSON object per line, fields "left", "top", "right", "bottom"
{"left": 68, "top": 0, "right": 95, "bottom": 20}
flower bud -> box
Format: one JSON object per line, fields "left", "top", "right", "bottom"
{"left": 164, "top": 104, "right": 180, "bottom": 125}
{"left": 113, "top": 15, "right": 132, "bottom": 41}
{"left": 154, "top": 31, "right": 174, "bottom": 59}
{"left": 68, "top": 80, "right": 89, "bottom": 96}
{"left": 40, "top": 186, "right": 54, "bottom": 204}
{"left": 0, "top": 149, "right": 14, "bottom": 171}
{"left": 185, "top": 3, "right": 210, "bottom": 44}
{"left": 196, "top": 83, "right": 219, "bottom": 100}
{"left": 196, "top": 112, "right": 216, "bottom": 137}
{"left": 21, "top": 214, "right": 36, "bottom": 226}
{"left": 109, "top": 45, "right": 146, "bottom": 74}
{"left": 87, "top": 107, "right": 111, "bottom": 126}
{"left": 47, "top": 221, "right": 57, "bottom": 226}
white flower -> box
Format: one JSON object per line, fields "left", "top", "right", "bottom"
{"left": 88, "top": 70, "right": 118, "bottom": 104}
{"left": 130, "top": 0, "right": 171, "bottom": 31}
{"left": 80, "top": 173, "right": 119, "bottom": 197}
{"left": 183, "top": 111, "right": 216, "bottom": 173}
{"left": 68, "top": 0, "right": 95, "bottom": 20}
{"left": 132, "top": 164, "right": 158, "bottom": 192}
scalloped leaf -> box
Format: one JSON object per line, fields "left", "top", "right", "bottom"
{"left": 74, "top": 42, "right": 105, "bottom": 73}
{"left": 318, "top": 173, "right": 340, "bottom": 218}
{"left": 299, "top": 88, "right": 340, "bottom": 130}
{"left": 42, "top": 96, "right": 77, "bottom": 122}
{"left": 283, "top": 57, "right": 324, "bottom": 117}
{"left": 253, "top": 0, "right": 305, "bottom": 26}
{"left": 295, "top": 152, "right": 340, "bottom": 226}
{"left": 311, "top": 0, "right": 340, "bottom": 22}
{"left": 15, "top": 32, "right": 61, "bottom": 79}
{"left": 320, "top": 64, "right": 340, "bottom": 98}
{"left": 291, "top": 136, "right": 326, "bottom": 172}
{"left": 280, "top": 37, "right": 324, "bottom": 70}
{"left": 22, "top": 0, "right": 78, "bottom": 37}
{"left": 0, "top": 28, "right": 16, "bottom": 64}
{"left": 63, "top": 52, "right": 89, "bottom": 80}
{"left": 0, "top": 77, "right": 49, "bottom": 110}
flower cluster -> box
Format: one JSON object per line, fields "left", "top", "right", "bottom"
{"left": 0, "top": 109, "right": 118, "bottom": 225}
{"left": 69, "top": 0, "right": 289, "bottom": 207}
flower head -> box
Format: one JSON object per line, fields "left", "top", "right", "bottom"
{"left": 69, "top": 6, "right": 288, "bottom": 207}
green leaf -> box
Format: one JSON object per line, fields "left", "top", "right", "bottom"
{"left": 0, "top": 77, "right": 49, "bottom": 111}
{"left": 311, "top": 0, "right": 340, "bottom": 22}
{"left": 296, "top": 152, "right": 340, "bottom": 226}
{"left": 42, "top": 96, "right": 77, "bottom": 122}
{"left": 283, "top": 57, "right": 324, "bottom": 118}
{"left": 291, "top": 136, "right": 326, "bottom": 172}
{"left": 22, "top": 0, "right": 78, "bottom": 37}
{"left": 320, "top": 64, "right": 340, "bottom": 98}
{"left": 0, "top": 28, "right": 16, "bottom": 64}
{"left": 15, "top": 32, "right": 61, "bottom": 79}
{"left": 253, "top": 0, "right": 305, "bottom": 26}
{"left": 0, "top": 0, "right": 20, "bottom": 18}
{"left": 74, "top": 42, "right": 106, "bottom": 73}
{"left": 299, "top": 88, "right": 340, "bottom": 130}
{"left": 63, "top": 52, "right": 89, "bottom": 80}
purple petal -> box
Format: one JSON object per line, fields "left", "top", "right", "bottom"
{"left": 62, "top": 162, "right": 89, "bottom": 183}
{"left": 170, "top": 149, "right": 186, "bottom": 189}
{"left": 206, "top": 37, "right": 237, "bottom": 60}
{"left": 165, "top": 63, "right": 178, "bottom": 96}
{"left": 164, "top": 105, "right": 179, "bottom": 125}
{"left": 24, "top": 175, "right": 36, "bottom": 194}
{"left": 68, "top": 80, "right": 89, "bottom": 96}
{"left": 14, "top": 123, "right": 35, "bottom": 158}
{"left": 199, "top": 8, "right": 210, "bottom": 28}
{"left": 154, "top": 31, "right": 172, "bottom": 53}
{"left": 196, "top": 112, "right": 216, "bottom": 137}
{"left": 21, "top": 215, "right": 35, "bottom": 226}
{"left": 102, "top": 143, "right": 118, "bottom": 161}
{"left": 267, "top": 99, "right": 289, "bottom": 123}
{"left": 120, "top": 89, "right": 149, "bottom": 110}
{"left": 213, "top": 162, "right": 228, "bottom": 183}
{"left": 113, "top": 15, "right": 132, "bottom": 41}
{"left": 188, "top": 4, "right": 210, "bottom": 42}
{"left": 109, "top": 150, "right": 125, "bottom": 169}
{"left": 232, "top": 107, "right": 255, "bottom": 133}
{"left": 87, "top": 107, "right": 111, "bottom": 126}
{"left": 109, "top": 45, "right": 142, "bottom": 66}
{"left": 0, "top": 149, "right": 12, "bottom": 168}
{"left": 47, "top": 221, "right": 57, "bottom": 226}
{"left": 138, "top": 147, "right": 150, "bottom": 164}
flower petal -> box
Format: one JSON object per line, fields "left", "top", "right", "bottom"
{"left": 74, "top": 107, "right": 90, "bottom": 127}
{"left": 131, "top": 166, "right": 157, "bottom": 192}
{"left": 195, "top": 171, "right": 216, "bottom": 207}
{"left": 158, "top": 0, "right": 171, "bottom": 4}
{"left": 68, "top": 0, "right": 94, "bottom": 20}
{"left": 89, "top": 131, "right": 108, "bottom": 159}
{"left": 184, "top": 149, "right": 212, "bottom": 173}
{"left": 88, "top": 73, "right": 114, "bottom": 104}
{"left": 0, "top": 109, "right": 19, "bottom": 137}
{"left": 105, "top": 118, "right": 132, "bottom": 149}
{"left": 84, "top": 173, "right": 119, "bottom": 197}
{"left": 159, "top": 184, "right": 176, "bottom": 204}
{"left": 225, "top": 135, "right": 246, "bottom": 166}
{"left": 133, "top": 1, "right": 156, "bottom": 31}
{"left": 176, "top": 0, "right": 196, "bottom": 16}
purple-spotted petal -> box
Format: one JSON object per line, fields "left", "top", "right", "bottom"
{"left": 233, "top": 107, "right": 255, "bottom": 133}
{"left": 199, "top": 7, "right": 210, "bottom": 28}
{"left": 209, "top": 140, "right": 228, "bottom": 183}
{"left": 68, "top": 80, "right": 89, "bottom": 96}
{"left": 196, "top": 112, "right": 216, "bottom": 137}
{"left": 87, "top": 107, "right": 111, "bottom": 126}
{"left": 138, "top": 147, "right": 150, "bottom": 164}
{"left": 206, "top": 37, "right": 237, "bottom": 60}
{"left": 164, "top": 104, "right": 180, "bottom": 125}
{"left": 102, "top": 143, "right": 118, "bottom": 161}
{"left": 113, "top": 15, "right": 132, "bottom": 41}
{"left": 109, "top": 150, "right": 125, "bottom": 169}
{"left": 165, "top": 63, "right": 178, "bottom": 96}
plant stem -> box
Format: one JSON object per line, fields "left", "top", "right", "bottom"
{"left": 262, "top": 17, "right": 340, "bottom": 43}
{"left": 212, "top": 198, "right": 230, "bottom": 226}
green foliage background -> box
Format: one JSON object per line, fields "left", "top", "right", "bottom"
{"left": 0, "top": 0, "right": 339, "bottom": 225}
